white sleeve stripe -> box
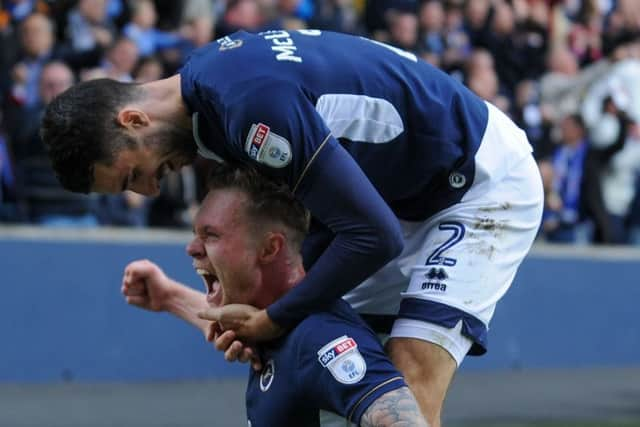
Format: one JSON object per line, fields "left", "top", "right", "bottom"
{"left": 347, "top": 376, "right": 405, "bottom": 423}
{"left": 292, "top": 132, "right": 332, "bottom": 194}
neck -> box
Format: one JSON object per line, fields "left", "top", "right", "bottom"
{"left": 274, "top": 252, "right": 306, "bottom": 294}
{"left": 284, "top": 254, "right": 306, "bottom": 288}
{"left": 140, "top": 75, "right": 192, "bottom": 129}
{"left": 257, "top": 252, "right": 305, "bottom": 308}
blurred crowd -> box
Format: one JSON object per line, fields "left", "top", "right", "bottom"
{"left": 1, "top": 0, "right": 640, "bottom": 245}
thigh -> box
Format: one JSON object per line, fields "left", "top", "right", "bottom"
{"left": 389, "top": 154, "right": 543, "bottom": 364}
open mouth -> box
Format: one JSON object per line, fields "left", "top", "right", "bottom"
{"left": 196, "top": 268, "right": 223, "bottom": 306}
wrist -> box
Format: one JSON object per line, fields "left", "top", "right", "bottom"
{"left": 161, "top": 279, "right": 187, "bottom": 313}
{"left": 259, "top": 309, "right": 284, "bottom": 337}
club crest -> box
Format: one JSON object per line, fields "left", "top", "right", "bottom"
{"left": 259, "top": 359, "right": 275, "bottom": 392}
{"left": 218, "top": 36, "right": 243, "bottom": 51}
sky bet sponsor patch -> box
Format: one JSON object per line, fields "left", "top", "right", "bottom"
{"left": 244, "top": 123, "right": 292, "bottom": 168}
{"left": 317, "top": 335, "right": 366, "bottom": 384}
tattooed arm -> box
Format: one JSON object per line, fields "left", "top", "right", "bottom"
{"left": 360, "top": 386, "right": 429, "bottom": 427}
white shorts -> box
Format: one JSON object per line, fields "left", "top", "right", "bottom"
{"left": 344, "top": 102, "right": 544, "bottom": 366}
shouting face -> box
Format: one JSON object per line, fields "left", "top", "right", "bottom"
{"left": 187, "top": 189, "right": 266, "bottom": 308}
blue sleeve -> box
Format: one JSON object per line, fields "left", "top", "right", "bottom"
{"left": 222, "top": 79, "right": 404, "bottom": 328}
{"left": 295, "top": 316, "right": 406, "bottom": 424}
{"left": 301, "top": 219, "right": 333, "bottom": 271}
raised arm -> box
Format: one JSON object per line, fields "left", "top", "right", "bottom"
{"left": 122, "top": 259, "right": 211, "bottom": 337}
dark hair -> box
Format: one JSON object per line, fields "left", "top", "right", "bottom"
{"left": 207, "top": 165, "right": 310, "bottom": 251}
{"left": 40, "top": 79, "right": 142, "bottom": 193}
{"left": 565, "top": 113, "right": 585, "bottom": 130}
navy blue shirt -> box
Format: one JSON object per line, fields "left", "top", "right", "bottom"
{"left": 246, "top": 299, "right": 405, "bottom": 426}
{"left": 180, "top": 30, "right": 489, "bottom": 327}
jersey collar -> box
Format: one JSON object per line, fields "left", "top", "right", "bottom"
{"left": 192, "top": 112, "right": 225, "bottom": 163}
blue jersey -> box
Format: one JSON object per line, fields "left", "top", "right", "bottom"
{"left": 180, "top": 30, "right": 490, "bottom": 327}
{"left": 246, "top": 299, "right": 405, "bottom": 426}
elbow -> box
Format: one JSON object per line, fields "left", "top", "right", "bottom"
{"left": 372, "top": 222, "right": 404, "bottom": 264}
{"left": 384, "top": 227, "right": 404, "bottom": 260}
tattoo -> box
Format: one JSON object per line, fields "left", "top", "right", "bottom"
{"left": 360, "top": 386, "right": 429, "bottom": 427}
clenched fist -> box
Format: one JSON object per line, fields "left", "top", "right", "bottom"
{"left": 121, "top": 259, "right": 177, "bottom": 312}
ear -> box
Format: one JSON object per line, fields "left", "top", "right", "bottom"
{"left": 117, "top": 108, "right": 150, "bottom": 130}
{"left": 259, "top": 232, "right": 285, "bottom": 264}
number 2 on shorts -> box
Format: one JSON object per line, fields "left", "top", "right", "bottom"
{"left": 425, "top": 221, "right": 465, "bottom": 266}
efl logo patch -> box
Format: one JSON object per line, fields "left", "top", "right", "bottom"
{"left": 244, "top": 123, "right": 292, "bottom": 168}
{"left": 317, "top": 335, "right": 366, "bottom": 384}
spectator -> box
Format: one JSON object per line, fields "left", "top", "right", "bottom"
{"left": 538, "top": 44, "right": 611, "bottom": 123}
{"left": 465, "top": 48, "right": 510, "bottom": 112}
{"left": 102, "top": 36, "right": 139, "bottom": 82}
{"left": 387, "top": 9, "right": 419, "bottom": 52}
{"left": 583, "top": 59, "right": 640, "bottom": 244}
{"left": 12, "top": 61, "right": 99, "bottom": 227}
{"left": 566, "top": 0, "right": 604, "bottom": 66}
{"left": 3, "top": 12, "right": 104, "bottom": 140}
{"left": 133, "top": 55, "right": 164, "bottom": 83}
{"left": 173, "top": 5, "right": 214, "bottom": 67}
{"left": 308, "top": 0, "right": 362, "bottom": 34}
{"left": 2, "top": 0, "right": 48, "bottom": 25}
{"left": 216, "top": 0, "right": 265, "bottom": 38}
{"left": 441, "top": 1, "right": 470, "bottom": 74}
{"left": 275, "top": 0, "right": 314, "bottom": 25}
{"left": 0, "top": 123, "right": 18, "bottom": 222}
{"left": 513, "top": 79, "right": 554, "bottom": 160}
{"left": 147, "top": 167, "right": 198, "bottom": 229}
{"left": 363, "top": 0, "right": 417, "bottom": 38}
{"left": 180, "top": 15, "right": 214, "bottom": 52}
{"left": 582, "top": 98, "right": 635, "bottom": 244}
{"left": 66, "top": 0, "right": 115, "bottom": 53}
{"left": 468, "top": 0, "right": 547, "bottom": 98}
{"left": 123, "top": 0, "right": 183, "bottom": 57}
{"left": 582, "top": 59, "right": 640, "bottom": 240}
{"left": 96, "top": 191, "right": 148, "bottom": 227}
{"left": 7, "top": 12, "right": 56, "bottom": 109}
{"left": 417, "top": 0, "right": 445, "bottom": 66}
{"left": 542, "top": 114, "right": 590, "bottom": 243}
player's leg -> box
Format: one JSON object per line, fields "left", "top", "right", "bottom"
{"left": 386, "top": 336, "right": 459, "bottom": 427}
{"left": 386, "top": 313, "right": 474, "bottom": 426}
{"left": 386, "top": 149, "right": 542, "bottom": 423}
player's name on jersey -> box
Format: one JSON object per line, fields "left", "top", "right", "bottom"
{"left": 258, "top": 29, "right": 321, "bottom": 63}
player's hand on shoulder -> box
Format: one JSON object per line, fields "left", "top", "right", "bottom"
{"left": 121, "top": 259, "right": 175, "bottom": 312}
{"left": 198, "top": 304, "right": 283, "bottom": 370}
{"left": 198, "top": 304, "right": 284, "bottom": 343}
